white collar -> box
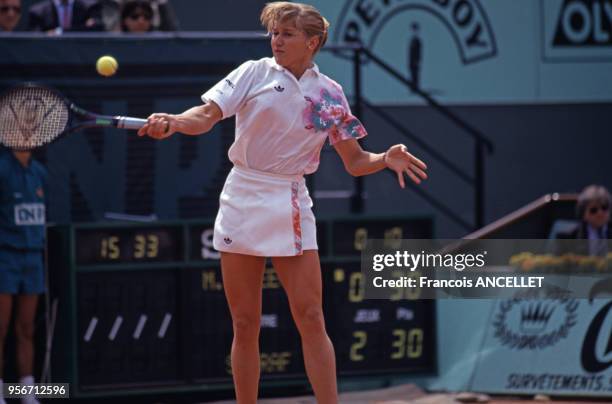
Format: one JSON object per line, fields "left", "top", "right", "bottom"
{"left": 310, "top": 63, "right": 320, "bottom": 75}
{"left": 268, "top": 57, "right": 320, "bottom": 77}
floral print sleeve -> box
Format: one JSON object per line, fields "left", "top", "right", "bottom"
{"left": 303, "top": 85, "right": 368, "bottom": 146}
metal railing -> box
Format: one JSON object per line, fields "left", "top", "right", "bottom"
{"left": 322, "top": 44, "right": 494, "bottom": 231}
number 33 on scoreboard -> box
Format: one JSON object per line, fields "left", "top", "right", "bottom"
{"left": 100, "top": 234, "right": 159, "bottom": 260}
{"left": 133, "top": 234, "right": 159, "bottom": 258}
{"left": 349, "top": 328, "right": 424, "bottom": 362}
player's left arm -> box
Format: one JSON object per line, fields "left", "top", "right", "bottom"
{"left": 333, "top": 139, "right": 428, "bottom": 189}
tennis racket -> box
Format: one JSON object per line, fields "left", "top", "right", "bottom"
{"left": 0, "top": 83, "right": 147, "bottom": 150}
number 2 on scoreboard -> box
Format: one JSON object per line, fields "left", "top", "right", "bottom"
{"left": 350, "top": 331, "right": 367, "bottom": 362}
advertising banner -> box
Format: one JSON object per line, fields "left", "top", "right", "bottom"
{"left": 471, "top": 298, "right": 612, "bottom": 397}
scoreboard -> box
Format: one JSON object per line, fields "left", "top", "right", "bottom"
{"left": 47, "top": 216, "right": 436, "bottom": 397}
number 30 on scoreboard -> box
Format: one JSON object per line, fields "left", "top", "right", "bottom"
{"left": 349, "top": 328, "right": 424, "bottom": 362}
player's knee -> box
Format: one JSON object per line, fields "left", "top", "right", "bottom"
{"left": 294, "top": 305, "right": 325, "bottom": 335}
{"left": 15, "top": 321, "right": 35, "bottom": 341}
{"left": 232, "top": 315, "right": 260, "bottom": 341}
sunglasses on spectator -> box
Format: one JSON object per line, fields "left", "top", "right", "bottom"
{"left": 588, "top": 204, "right": 609, "bottom": 215}
{"left": 128, "top": 13, "right": 152, "bottom": 21}
{"left": 0, "top": 5, "right": 21, "bottom": 13}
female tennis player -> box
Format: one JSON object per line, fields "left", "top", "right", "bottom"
{"left": 138, "top": 2, "right": 427, "bottom": 402}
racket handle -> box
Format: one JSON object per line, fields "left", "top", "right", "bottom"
{"left": 115, "top": 116, "right": 148, "bottom": 130}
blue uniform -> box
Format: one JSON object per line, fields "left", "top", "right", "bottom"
{"left": 0, "top": 150, "right": 47, "bottom": 294}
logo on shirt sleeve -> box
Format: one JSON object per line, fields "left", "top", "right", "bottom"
{"left": 274, "top": 85, "right": 285, "bottom": 92}
{"left": 225, "top": 79, "right": 236, "bottom": 89}
{"left": 14, "top": 203, "right": 46, "bottom": 226}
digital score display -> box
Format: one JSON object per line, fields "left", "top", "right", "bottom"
{"left": 332, "top": 218, "right": 434, "bottom": 256}
{"left": 76, "top": 269, "right": 179, "bottom": 387}
{"left": 183, "top": 266, "right": 305, "bottom": 381}
{"left": 182, "top": 263, "right": 434, "bottom": 381}
{"left": 73, "top": 262, "right": 434, "bottom": 389}
{"left": 75, "top": 227, "right": 183, "bottom": 265}
{"left": 59, "top": 217, "right": 435, "bottom": 392}
{"left": 323, "top": 262, "right": 435, "bottom": 375}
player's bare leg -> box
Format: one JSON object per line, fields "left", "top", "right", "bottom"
{"left": 221, "top": 252, "right": 266, "bottom": 404}
{"left": 15, "top": 294, "right": 38, "bottom": 377}
{"left": 0, "top": 294, "right": 13, "bottom": 379}
{"left": 272, "top": 250, "right": 338, "bottom": 404}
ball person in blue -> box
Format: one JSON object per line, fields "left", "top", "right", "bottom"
{"left": 0, "top": 147, "right": 47, "bottom": 404}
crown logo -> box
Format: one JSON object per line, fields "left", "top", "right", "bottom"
{"left": 274, "top": 85, "right": 285, "bottom": 92}
{"left": 520, "top": 302, "right": 555, "bottom": 334}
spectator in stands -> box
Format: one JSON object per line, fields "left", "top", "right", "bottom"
{"left": 0, "top": 0, "right": 21, "bottom": 31}
{"left": 557, "top": 184, "right": 610, "bottom": 256}
{"left": 93, "top": 0, "right": 120, "bottom": 32}
{"left": 120, "top": 0, "right": 153, "bottom": 33}
{"left": 28, "top": 0, "right": 101, "bottom": 34}
{"left": 150, "top": 0, "right": 178, "bottom": 31}
{"left": 0, "top": 148, "right": 47, "bottom": 404}
{"left": 95, "top": 0, "right": 177, "bottom": 32}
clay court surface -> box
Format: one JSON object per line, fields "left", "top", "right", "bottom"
{"left": 211, "top": 384, "right": 609, "bottom": 404}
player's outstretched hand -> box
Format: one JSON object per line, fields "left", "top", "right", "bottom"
{"left": 138, "top": 113, "right": 176, "bottom": 139}
{"left": 385, "top": 144, "right": 428, "bottom": 188}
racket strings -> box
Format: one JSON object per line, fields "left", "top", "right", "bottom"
{"left": 0, "top": 86, "right": 69, "bottom": 149}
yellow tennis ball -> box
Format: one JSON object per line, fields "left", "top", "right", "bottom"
{"left": 96, "top": 55, "right": 118, "bottom": 77}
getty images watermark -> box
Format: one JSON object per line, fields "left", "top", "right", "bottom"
{"left": 362, "top": 239, "right": 612, "bottom": 299}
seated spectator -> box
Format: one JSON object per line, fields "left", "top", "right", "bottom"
{"left": 94, "top": 0, "right": 178, "bottom": 32}
{"left": 120, "top": 0, "right": 152, "bottom": 32}
{"left": 28, "top": 0, "right": 102, "bottom": 34}
{"left": 94, "top": 0, "right": 120, "bottom": 32}
{"left": 0, "top": 0, "right": 21, "bottom": 32}
{"left": 150, "top": 0, "right": 178, "bottom": 31}
{"left": 557, "top": 184, "right": 610, "bottom": 256}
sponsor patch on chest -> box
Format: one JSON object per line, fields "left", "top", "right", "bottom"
{"left": 14, "top": 203, "right": 45, "bottom": 225}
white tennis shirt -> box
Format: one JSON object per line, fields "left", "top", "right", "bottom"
{"left": 202, "top": 57, "right": 367, "bottom": 175}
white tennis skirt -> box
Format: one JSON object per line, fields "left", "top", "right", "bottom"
{"left": 213, "top": 166, "right": 318, "bottom": 257}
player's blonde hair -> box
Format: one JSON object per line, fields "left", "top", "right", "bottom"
{"left": 260, "top": 2, "right": 330, "bottom": 53}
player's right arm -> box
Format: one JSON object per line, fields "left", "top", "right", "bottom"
{"left": 137, "top": 100, "right": 222, "bottom": 139}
